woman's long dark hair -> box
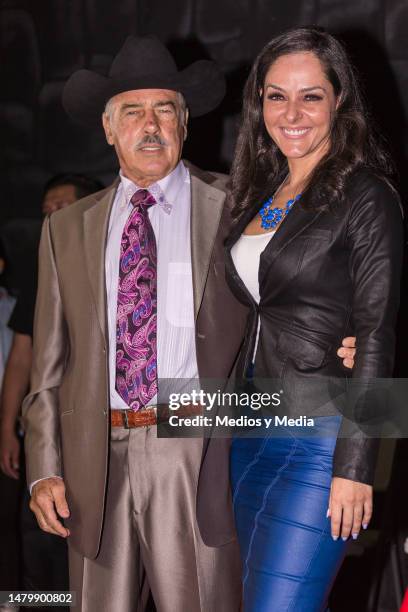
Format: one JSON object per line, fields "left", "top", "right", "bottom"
{"left": 230, "top": 26, "right": 393, "bottom": 218}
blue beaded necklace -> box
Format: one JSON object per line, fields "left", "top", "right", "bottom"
{"left": 259, "top": 192, "right": 301, "bottom": 230}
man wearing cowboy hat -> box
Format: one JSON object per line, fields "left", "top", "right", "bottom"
{"left": 22, "top": 36, "right": 248, "bottom": 611}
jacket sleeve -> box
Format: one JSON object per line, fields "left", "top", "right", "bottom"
{"left": 332, "top": 175, "right": 404, "bottom": 484}
{"left": 22, "top": 216, "right": 68, "bottom": 487}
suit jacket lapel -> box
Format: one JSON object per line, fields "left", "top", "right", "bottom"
{"left": 83, "top": 180, "right": 119, "bottom": 340}
{"left": 189, "top": 169, "right": 226, "bottom": 320}
{"left": 83, "top": 168, "right": 227, "bottom": 336}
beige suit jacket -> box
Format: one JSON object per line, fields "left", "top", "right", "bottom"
{"left": 22, "top": 162, "right": 248, "bottom": 558}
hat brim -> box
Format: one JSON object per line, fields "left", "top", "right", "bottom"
{"left": 62, "top": 60, "right": 225, "bottom": 127}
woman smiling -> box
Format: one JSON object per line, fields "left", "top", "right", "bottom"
{"left": 226, "top": 26, "right": 403, "bottom": 611}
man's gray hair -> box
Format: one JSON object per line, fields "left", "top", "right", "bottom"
{"left": 176, "top": 92, "right": 187, "bottom": 120}
{"left": 104, "top": 97, "right": 117, "bottom": 121}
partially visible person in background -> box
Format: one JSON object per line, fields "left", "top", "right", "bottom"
{"left": 41, "top": 174, "right": 102, "bottom": 215}
{"left": 0, "top": 242, "right": 16, "bottom": 384}
{"left": 0, "top": 238, "right": 18, "bottom": 593}
{"left": 1, "top": 174, "right": 103, "bottom": 480}
{"left": 0, "top": 173, "right": 103, "bottom": 593}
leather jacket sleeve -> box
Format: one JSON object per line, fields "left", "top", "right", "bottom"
{"left": 332, "top": 174, "right": 404, "bottom": 484}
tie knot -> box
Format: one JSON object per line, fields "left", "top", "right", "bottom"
{"left": 130, "top": 189, "right": 156, "bottom": 209}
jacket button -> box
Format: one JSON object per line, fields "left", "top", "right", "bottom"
{"left": 197, "top": 332, "right": 205, "bottom": 339}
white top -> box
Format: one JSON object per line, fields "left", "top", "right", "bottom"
{"left": 231, "top": 231, "right": 276, "bottom": 303}
{"left": 106, "top": 161, "right": 198, "bottom": 409}
{"left": 231, "top": 230, "right": 275, "bottom": 364}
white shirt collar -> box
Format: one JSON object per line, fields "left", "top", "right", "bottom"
{"left": 119, "top": 160, "right": 188, "bottom": 215}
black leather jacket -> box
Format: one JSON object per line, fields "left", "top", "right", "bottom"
{"left": 225, "top": 168, "right": 404, "bottom": 484}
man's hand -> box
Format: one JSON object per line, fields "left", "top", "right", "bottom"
{"left": 0, "top": 429, "right": 20, "bottom": 479}
{"left": 337, "top": 336, "right": 356, "bottom": 369}
{"left": 328, "top": 476, "right": 372, "bottom": 540}
{"left": 30, "top": 477, "right": 70, "bottom": 538}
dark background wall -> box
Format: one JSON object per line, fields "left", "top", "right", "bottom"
{"left": 1, "top": 2, "right": 408, "bottom": 609}
{"left": 1, "top": 0, "right": 408, "bottom": 221}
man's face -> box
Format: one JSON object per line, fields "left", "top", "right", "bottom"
{"left": 42, "top": 184, "right": 78, "bottom": 215}
{"left": 102, "top": 89, "right": 188, "bottom": 187}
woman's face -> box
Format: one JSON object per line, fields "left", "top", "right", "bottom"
{"left": 262, "top": 51, "right": 338, "bottom": 163}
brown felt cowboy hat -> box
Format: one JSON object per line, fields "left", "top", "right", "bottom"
{"left": 62, "top": 35, "right": 226, "bottom": 126}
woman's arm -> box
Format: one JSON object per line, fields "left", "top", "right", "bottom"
{"left": 330, "top": 173, "right": 404, "bottom": 539}
{"left": 333, "top": 173, "right": 404, "bottom": 481}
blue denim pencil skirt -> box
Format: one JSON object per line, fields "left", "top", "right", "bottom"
{"left": 230, "top": 416, "right": 347, "bottom": 612}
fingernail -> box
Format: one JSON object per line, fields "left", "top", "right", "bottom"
{"left": 342, "top": 536, "right": 348, "bottom": 541}
{"left": 326, "top": 508, "right": 330, "bottom": 518}
{"left": 352, "top": 534, "right": 358, "bottom": 540}
{"left": 362, "top": 523, "right": 368, "bottom": 530}
{"left": 332, "top": 535, "right": 338, "bottom": 541}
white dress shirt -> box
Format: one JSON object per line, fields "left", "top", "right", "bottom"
{"left": 106, "top": 160, "right": 199, "bottom": 408}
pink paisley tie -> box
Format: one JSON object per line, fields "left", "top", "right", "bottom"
{"left": 115, "top": 189, "right": 157, "bottom": 411}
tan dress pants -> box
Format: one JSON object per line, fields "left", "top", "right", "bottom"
{"left": 68, "top": 426, "right": 242, "bottom": 612}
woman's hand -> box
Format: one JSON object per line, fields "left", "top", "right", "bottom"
{"left": 337, "top": 336, "right": 356, "bottom": 369}
{"left": 328, "top": 477, "right": 372, "bottom": 540}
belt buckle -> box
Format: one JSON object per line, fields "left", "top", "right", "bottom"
{"left": 123, "top": 410, "right": 130, "bottom": 429}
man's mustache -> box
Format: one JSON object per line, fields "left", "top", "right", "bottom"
{"left": 134, "top": 135, "right": 168, "bottom": 150}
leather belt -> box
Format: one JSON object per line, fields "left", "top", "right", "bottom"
{"left": 111, "top": 404, "right": 203, "bottom": 428}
